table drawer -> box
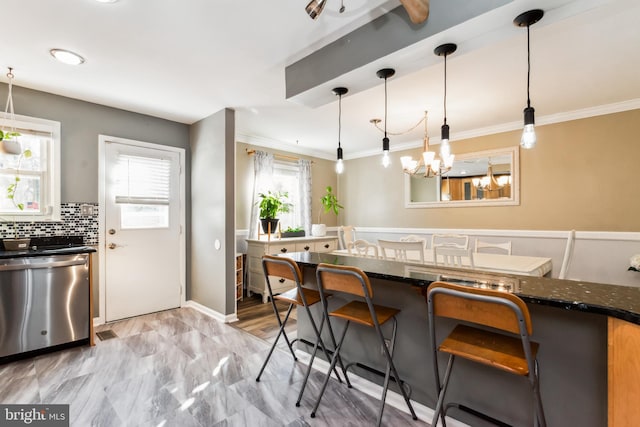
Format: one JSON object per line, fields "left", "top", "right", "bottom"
{"left": 266, "top": 243, "right": 297, "bottom": 255}
{"left": 315, "top": 240, "right": 337, "bottom": 252}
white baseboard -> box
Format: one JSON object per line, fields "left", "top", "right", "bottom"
{"left": 294, "top": 349, "right": 470, "bottom": 427}
{"left": 185, "top": 300, "right": 238, "bottom": 323}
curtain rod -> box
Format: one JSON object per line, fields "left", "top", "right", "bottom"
{"left": 245, "top": 148, "right": 313, "bottom": 164}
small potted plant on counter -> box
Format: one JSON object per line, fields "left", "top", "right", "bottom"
{"left": 257, "top": 190, "right": 291, "bottom": 235}
{"left": 282, "top": 226, "right": 305, "bottom": 238}
{"left": 312, "top": 186, "right": 343, "bottom": 237}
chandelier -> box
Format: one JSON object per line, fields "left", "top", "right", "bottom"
{"left": 472, "top": 164, "right": 512, "bottom": 197}
{"left": 400, "top": 111, "right": 454, "bottom": 177}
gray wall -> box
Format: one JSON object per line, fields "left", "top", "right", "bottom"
{"left": 190, "top": 109, "right": 236, "bottom": 315}
{"left": 1, "top": 83, "right": 190, "bottom": 203}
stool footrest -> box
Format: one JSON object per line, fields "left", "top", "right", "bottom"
{"left": 445, "top": 402, "right": 512, "bottom": 427}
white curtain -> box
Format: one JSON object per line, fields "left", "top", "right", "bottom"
{"left": 297, "top": 159, "right": 312, "bottom": 235}
{"left": 249, "top": 151, "right": 274, "bottom": 239}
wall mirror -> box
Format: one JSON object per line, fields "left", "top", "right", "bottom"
{"left": 404, "top": 147, "right": 519, "bottom": 208}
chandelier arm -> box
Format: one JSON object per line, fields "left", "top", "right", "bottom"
{"left": 371, "top": 115, "right": 426, "bottom": 136}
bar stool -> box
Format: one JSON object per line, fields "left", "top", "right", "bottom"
{"left": 426, "top": 281, "right": 546, "bottom": 427}
{"left": 256, "top": 255, "right": 343, "bottom": 406}
{"left": 311, "top": 263, "right": 418, "bottom": 426}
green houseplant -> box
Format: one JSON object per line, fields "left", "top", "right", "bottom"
{"left": 257, "top": 191, "right": 291, "bottom": 234}
{"left": 312, "top": 186, "right": 343, "bottom": 237}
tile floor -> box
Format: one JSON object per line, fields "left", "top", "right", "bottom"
{"left": 0, "top": 307, "right": 428, "bottom": 426}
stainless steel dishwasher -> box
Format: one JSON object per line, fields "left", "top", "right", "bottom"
{"left": 0, "top": 253, "right": 90, "bottom": 358}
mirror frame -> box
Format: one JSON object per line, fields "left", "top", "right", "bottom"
{"left": 404, "top": 146, "right": 520, "bottom": 208}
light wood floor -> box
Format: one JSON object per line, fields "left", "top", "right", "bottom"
{"left": 233, "top": 294, "right": 297, "bottom": 342}
{"left": 1, "top": 307, "right": 426, "bottom": 426}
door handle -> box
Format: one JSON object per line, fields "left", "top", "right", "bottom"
{"left": 108, "top": 243, "right": 117, "bottom": 249}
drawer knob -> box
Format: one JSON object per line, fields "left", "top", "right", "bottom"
{"left": 324, "top": 244, "right": 330, "bottom": 248}
{"left": 281, "top": 248, "right": 288, "bottom": 253}
{"left": 304, "top": 246, "right": 310, "bottom": 251}
{"left": 279, "top": 278, "right": 285, "bottom": 283}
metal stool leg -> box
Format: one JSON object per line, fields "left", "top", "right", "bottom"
{"left": 431, "top": 354, "right": 455, "bottom": 427}
{"left": 532, "top": 360, "right": 546, "bottom": 427}
{"left": 310, "top": 321, "right": 351, "bottom": 418}
{"left": 322, "top": 302, "right": 352, "bottom": 388}
{"left": 256, "top": 302, "right": 296, "bottom": 381}
{"left": 376, "top": 317, "right": 418, "bottom": 425}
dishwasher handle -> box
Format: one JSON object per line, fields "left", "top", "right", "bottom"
{"left": 0, "top": 258, "right": 88, "bottom": 271}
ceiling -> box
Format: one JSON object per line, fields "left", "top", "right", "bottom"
{"left": 2, "top": 0, "right": 639, "bottom": 161}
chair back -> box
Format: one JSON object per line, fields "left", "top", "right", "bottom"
{"left": 378, "top": 239, "right": 425, "bottom": 263}
{"left": 262, "top": 254, "right": 302, "bottom": 284}
{"left": 316, "top": 263, "right": 373, "bottom": 299}
{"left": 558, "top": 230, "right": 575, "bottom": 280}
{"left": 349, "top": 239, "right": 379, "bottom": 259}
{"left": 399, "top": 234, "right": 427, "bottom": 250}
{"left": 427, "top": 281, "right": 532, "bottom": 336}
{"left": 434, "top": 245, "right": 475, "bottom": 268}
{"left": 431, "top": 233, "right": 469, "bottom": 250}
{"left": 475, "top": 239, "right": 512, "bottom": 255}
{"left": 338, "top": 225, "right": 357, "bottom": 250}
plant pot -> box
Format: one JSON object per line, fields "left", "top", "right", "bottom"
{"left": 260, "top": 218, "right": 279, "bottom": 234}
{"left": 1, "top": 139, "right": 22, "bottom": 155}
{"left": 3, "top": 238, "right": 31, "bottom": 251}
{"left": 311, "top": 224, "right": 326, "bottom": 237}
{"left": 282, "top": 231, "right": 305, "bottom": 238}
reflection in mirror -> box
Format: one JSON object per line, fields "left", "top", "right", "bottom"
{"left": 405, "top": 147, "right": 519, "bottom": 208}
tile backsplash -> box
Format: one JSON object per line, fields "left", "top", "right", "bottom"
{"left": 0, "top": 203, "right": 99, "bottom": 245}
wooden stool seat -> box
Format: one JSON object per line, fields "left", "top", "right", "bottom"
{"left": 330, "top": 300, "right": 400, "bottom": 328}
{"left": 275, "top": 287, "right": 323, "bottom": 307}
{"left": 439, "top": 324, "right": 539, "bottom": 376}
{"left": 427, "top": 281, "right": 546, "bottom": 427}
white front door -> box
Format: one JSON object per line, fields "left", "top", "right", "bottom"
{"left": 103, "top": 139, "right": 183, "bottom": 322}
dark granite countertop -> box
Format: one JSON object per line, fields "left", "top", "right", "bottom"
{"left": 287, "top": 251, "right": 640, "bottom": 326}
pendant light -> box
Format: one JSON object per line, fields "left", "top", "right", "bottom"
{"left": 434, "top": 43, "right": 456, "bottom": 168}
{"left": 305, "top": 0, "right": 327, "bottom": 19}
{"left": 514, "top": 9, "right": 544, "bottom": 149}
{"left": 333, "top": 87, "right": 348, "bottom": 174}
{"left": 376, "top": 68, "right": 395, "bottom": 168}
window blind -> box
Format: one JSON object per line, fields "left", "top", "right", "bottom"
{"left": 114, "top": 154, "right": 171, "bottom": 205}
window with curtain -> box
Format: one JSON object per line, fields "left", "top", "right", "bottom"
{"left": 0, "top": 115, "right": 60, "bottom": 220}
{"left": 249, "top": 151, "right": 311, "bottom": 238}
{"left": 114, "top": 153, "right": 171, "bottom": 229}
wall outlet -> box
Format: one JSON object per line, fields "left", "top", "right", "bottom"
{"left": 80, "top": 204, "right": 94, "bottom": 216}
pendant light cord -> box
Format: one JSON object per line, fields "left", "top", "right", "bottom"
{"left": 338, "top": 93, "right": 342, "bottom": 149}
{"left": 443, "top": 54, "right": 448, "bottom": 125}
{"left": 526, "top": 24, "right": 531, "bottom": 108}
{"left": 384, "top": 76, "right": 388, "bottom": 139}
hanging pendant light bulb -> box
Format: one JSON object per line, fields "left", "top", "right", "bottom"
{"left": 514, "top": 9, "right": 544, "bottom": 149}
{"left": 305, "top": 0, "right": 327, "bottom": 19}
{"left": 376, "top": 68, "right": 395, "bottom": 168}
{"left": 434, "top": 43, "right": 456, "bottom": 167}
{"left": 332, "top": 87, "right": 348, "bottom": 174}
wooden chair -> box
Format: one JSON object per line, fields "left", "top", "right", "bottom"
{"left": 378, "top": 239, "right": 425, "bottom": 263}
{"left": 338, "top": 225, "right": 357, "bottom": 250}
{"left": 426, "top": 281, "right": 546, "bottom": 427}
{"left": 474, "top": 239, "right": 512, "bottom": 255}
{"left": 399, "top": 234, "right": 428, "bottom": 250}
{"left": 311, "top": 264, "right": 417, "bottom": 426}
{"left": 431, "top": 233, "right": 469, "bottom": 250}
{"left": 433, "top": 245, "right": 475, "bottom": 269}
{"left": 348, "top": 239, "right": 379, "bottom": 259}
{"left": 258, "top": 255, "right": 344, "bottom": 406}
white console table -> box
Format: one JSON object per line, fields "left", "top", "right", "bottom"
{"left": 245, "top": 236, "right": 338, "bottom": 303}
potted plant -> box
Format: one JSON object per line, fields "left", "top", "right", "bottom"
{"left": 312, "top": 186, "right": 343, "bottom": 237}
{"left": 0, "top": 129, "right": 22, "bottom": 155}
{"left": 282, "top": 226, "right": 305, "bottom": 238}
{"left": 257, "top": 191, "right": 291, "bottom": 234}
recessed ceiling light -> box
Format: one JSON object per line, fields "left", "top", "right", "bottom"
{"left": 95, "top": 0, "right": 118, "bottom": 3}
{"left": 50, "top": 49, "right": 85, "bottom": 65}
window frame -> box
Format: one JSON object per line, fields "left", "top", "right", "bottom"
{"left": 0, "top": 114, "right": 61, "bottom": 221}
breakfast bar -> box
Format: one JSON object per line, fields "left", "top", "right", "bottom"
{"left": 285, "top": 251, "right": 640, "bottom": 426}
